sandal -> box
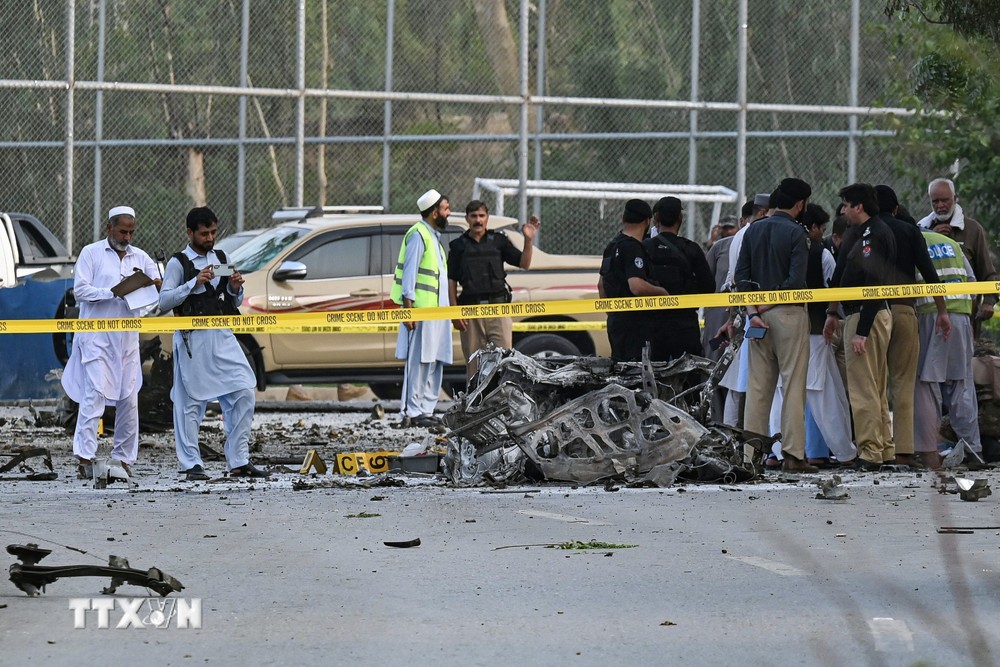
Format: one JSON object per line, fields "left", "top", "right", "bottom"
{"left": 229, "top": 464, "right": 271, "bottom": 479}
{"left": 763, "top": 454, "right": 782, "bottom": 472}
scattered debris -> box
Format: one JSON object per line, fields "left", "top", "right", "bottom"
{"left": 0, "top": 448, "right": 56, "bottom": 481}
{"left": 956, "top": 477, "right": 992, "bottom": 501}
{"left": 91, "top": 459, "right": 135, "bottom": 489}
{"left": 815, "top": 474, "right": 850, "bottom": 500}
{"left": 345, "top": 512, "right": 381, "bottom": 519}
{"left": 442, "top": 346, "right": 765, "bottom": 487}
{"left": 7, "top": 543, "right": 183, "bottom": 597}
{"left": 383, "top": 538, "right": 420, "bottom": 548}
{"left": 660, "top": 620, "right": 677, "bottom": 626}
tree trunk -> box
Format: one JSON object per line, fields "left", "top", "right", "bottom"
{"left": 185, "top": 147, "right": 206, "bottom": 207}
{"left": 316, "top": 0, "right": 330, "bottom": 206}
{"left": 471, "top": 0, "right": 521, "bottom": 130}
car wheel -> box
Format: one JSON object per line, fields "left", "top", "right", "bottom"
{"left": 514, "top": 333, "right": 581, "bottom": 358}
{"left": 369, "top": 382, "right": 403, "bottom": 400}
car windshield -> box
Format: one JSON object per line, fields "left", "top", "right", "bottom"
{"left": 228, "top": 227, "right": 309, "bottom": 273}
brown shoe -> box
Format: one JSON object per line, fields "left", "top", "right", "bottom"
{"left": 893, "top": 454, "right": 926, "bottom": 470}
{"left": 916, "top": 452, "right": 943, "bottom": 470}
{"left": 782, "top": 454, "right": 819, "bottom": 473}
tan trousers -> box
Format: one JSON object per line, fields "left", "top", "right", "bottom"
{"left": 886, "top": 304, "right": 918, "bottom": 455}
{"left": 744, "top": 305, "right": 809, "bottom": 461}
{"left": 845, "top": 310, "right": 893, "bottom": 464}
{"left": 461, "top": 316, "right": 512, "bottom": 378}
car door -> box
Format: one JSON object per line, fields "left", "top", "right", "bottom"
{"left": 267, "top": 228, "right": 388, "bottom": 366}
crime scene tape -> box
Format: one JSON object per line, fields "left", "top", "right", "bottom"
{"left": 2, "top": 280, "right": 995, "bottom": 334}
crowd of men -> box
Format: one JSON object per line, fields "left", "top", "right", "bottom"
{"left": 600, "top": 177, "right": 995, "bottom": 472}
{"left": 66, "top": 177, "right": 992, "bottom": 482}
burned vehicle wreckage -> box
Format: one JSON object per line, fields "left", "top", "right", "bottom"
{"left": 442, "top": 343, "right": 773, "bottom": 487}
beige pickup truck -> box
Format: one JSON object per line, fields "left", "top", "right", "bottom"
{"left": 215, "top": 209, "right": 610, "bottom": 398}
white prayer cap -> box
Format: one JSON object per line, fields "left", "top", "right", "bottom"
{"left": 417, "top": 189, "right": 442, "bottom": 212}
{"left": 108, "top": 205, "right": 136, "bottom": 220}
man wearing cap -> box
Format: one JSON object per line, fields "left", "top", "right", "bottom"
{"left": 734, "top": 178, "right": 813, "bottom": 472}
{"left": 876, "top": 184, "right": 950, "bottom": 469}
{"left": 390, "top": 189, "right": 453, "bottom": 427}
{"left": 598, "top": 199, "right": 668, "bottom": 362}
{"left": 917, "top": 177, "right": 997, "bottom": 335}
{"left": 62, "top": 205, "right": 161, "bottom": 480}
{"left": 644, "top": 196, "right": 714, "bottom": 361}
{"left": 448, "top": 200, "right": 539, "bottom": 379}
{"left": 824, "top": 183, "right": 898, "bottom": 471}
{"left": 159, "top": 206, "right": 267, "bottom": 480}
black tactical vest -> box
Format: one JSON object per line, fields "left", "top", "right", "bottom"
{"left": 645, "top": 234, "right": 694, "bottom": 295}
{"left": 172, "top": 249, "right": 241, "bottom": 317}
{"left": 455, "top": 231, "right": 510, "bottom": 302}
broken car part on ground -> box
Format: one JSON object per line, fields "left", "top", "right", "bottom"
{"left": 442, "top": 344, "right": 770, "bottom": 488}
{"left": 7, "top": 543, "right": 184, "bottom": 597}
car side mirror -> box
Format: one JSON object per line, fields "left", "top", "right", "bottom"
{"left": 273, "top": 260, "right": 308, "bottom": 281}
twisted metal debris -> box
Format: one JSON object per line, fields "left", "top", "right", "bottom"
{"left": 442, "top": 344, "right": 770, "bottom": 487}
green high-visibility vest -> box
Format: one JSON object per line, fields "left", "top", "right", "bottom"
{"left": 390, "top": 220, "right": 444, "bottom": 308}
{"left": 917, "top": 230, "right": 973, "bottom": 316}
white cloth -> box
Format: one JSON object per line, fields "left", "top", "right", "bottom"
{"left": 806, "top": 335, "right": 856, "bottom": 461}
{"left": 394, "top": 221, "right": 452, "bottom": 418}
{"left": 394, "top": 222, "right": 452, "bottom": 364}
{"left": 917, "top": 202, "right": 966, "bottom": 231}
{"left": 61, "top": 239, "right": 158, "bottom": 462}
{"left": 159, "top": 247, "right": 257, "bottom": 470}
{"left": 723, "top": 224, "right": 752, "bottom": 292}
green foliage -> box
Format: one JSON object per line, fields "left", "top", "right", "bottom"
{"left": 879, "top": 8, "right": 1000, "bottom": 229}
{"left": 548, "top": 540, "right": 637, "bottom": 550}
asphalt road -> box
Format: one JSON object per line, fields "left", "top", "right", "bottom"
{"left": 2, "top": 462, "right": 998, "bottom": 666}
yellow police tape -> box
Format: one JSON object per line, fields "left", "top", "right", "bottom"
{"left": 1, "top": 280, "right": 994, "bottom": 334}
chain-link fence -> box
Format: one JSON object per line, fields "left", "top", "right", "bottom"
{"left": 0, "top": 0, "right": 914, "bottom": 258}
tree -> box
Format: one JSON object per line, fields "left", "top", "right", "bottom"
{"left": 881, "top": 1, "right": 1000, "bottom": 226}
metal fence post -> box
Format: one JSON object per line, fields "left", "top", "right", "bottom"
{"left": 517, "top": 0, "right": 529, "bottom": 224}
{"left": 63, "top": 0, "right": 75, "bottom": 253}
{"left": 382, "top": 0, "right": 396, "bottom": 212}
{"left": 236, "top": 0, "right": 250, "bottom": 231}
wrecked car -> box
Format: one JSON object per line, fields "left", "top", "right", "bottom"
{"left": 442, "top": 343, "right": 770, "bottom": 487}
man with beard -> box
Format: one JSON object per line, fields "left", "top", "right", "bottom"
{"left": 644, "top": 196, "right": 715, "bottom": 361}
{"left": 62, "top": 205, "right": 161, "bottom": 480}
{"left": 734, "top": 178, "right": 813, "bottom": 472}
{"left": 448, "top": 200, "right": 539, "bottom": 379}
{"left": 598, "top": 199, "right": 668, "bottom": 362}
{"left": 824, "top": 183, "right": 897, "bottom": 471}
{"left": 390, "top": 190, "right": 453, "bottom": 427}
{"left": 917, "top": 178, "right": 997, "bottom": 334}
{"left": 159, "top": 206, "right": 267, "bottom": 481}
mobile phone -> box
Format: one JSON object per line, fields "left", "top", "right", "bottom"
{"left": 212, "top": 264, "right": 235, "bottom": 277}
{"left": 709, "top": 333, "right": 729, "bottom": 351}
{"left": 745, "top": 326, "right": 768, "bottom": 340}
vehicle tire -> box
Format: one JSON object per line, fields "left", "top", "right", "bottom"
{"left": 52, "top": 288, "right": 76, "bottom": 366}
{"left": 514, "top": 333, "right": 581, "bottom": 358}
{"left": 369, "top": 381, "right": 403, "bottom": 400}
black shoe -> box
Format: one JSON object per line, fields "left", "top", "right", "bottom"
{"left": 229, "top": 464, "right": 271, "bottom": 479}
{"left": 412, "top": 415, "right": 441, "bottom": 427}
{"left": 850, "top": 457, "right": 881, "bottom": 472}
{"left": 184, "top": 464, "right": 210, "bottom": 481}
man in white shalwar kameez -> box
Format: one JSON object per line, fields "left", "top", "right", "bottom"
{"left": 391, "top": 190, "right": 453, "bottom": 427}
{"left": 159, "top": 207, "right": 266, "bottom": 480}
{"left": 63, "top": 206, "right": 160, "bottom": 478}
